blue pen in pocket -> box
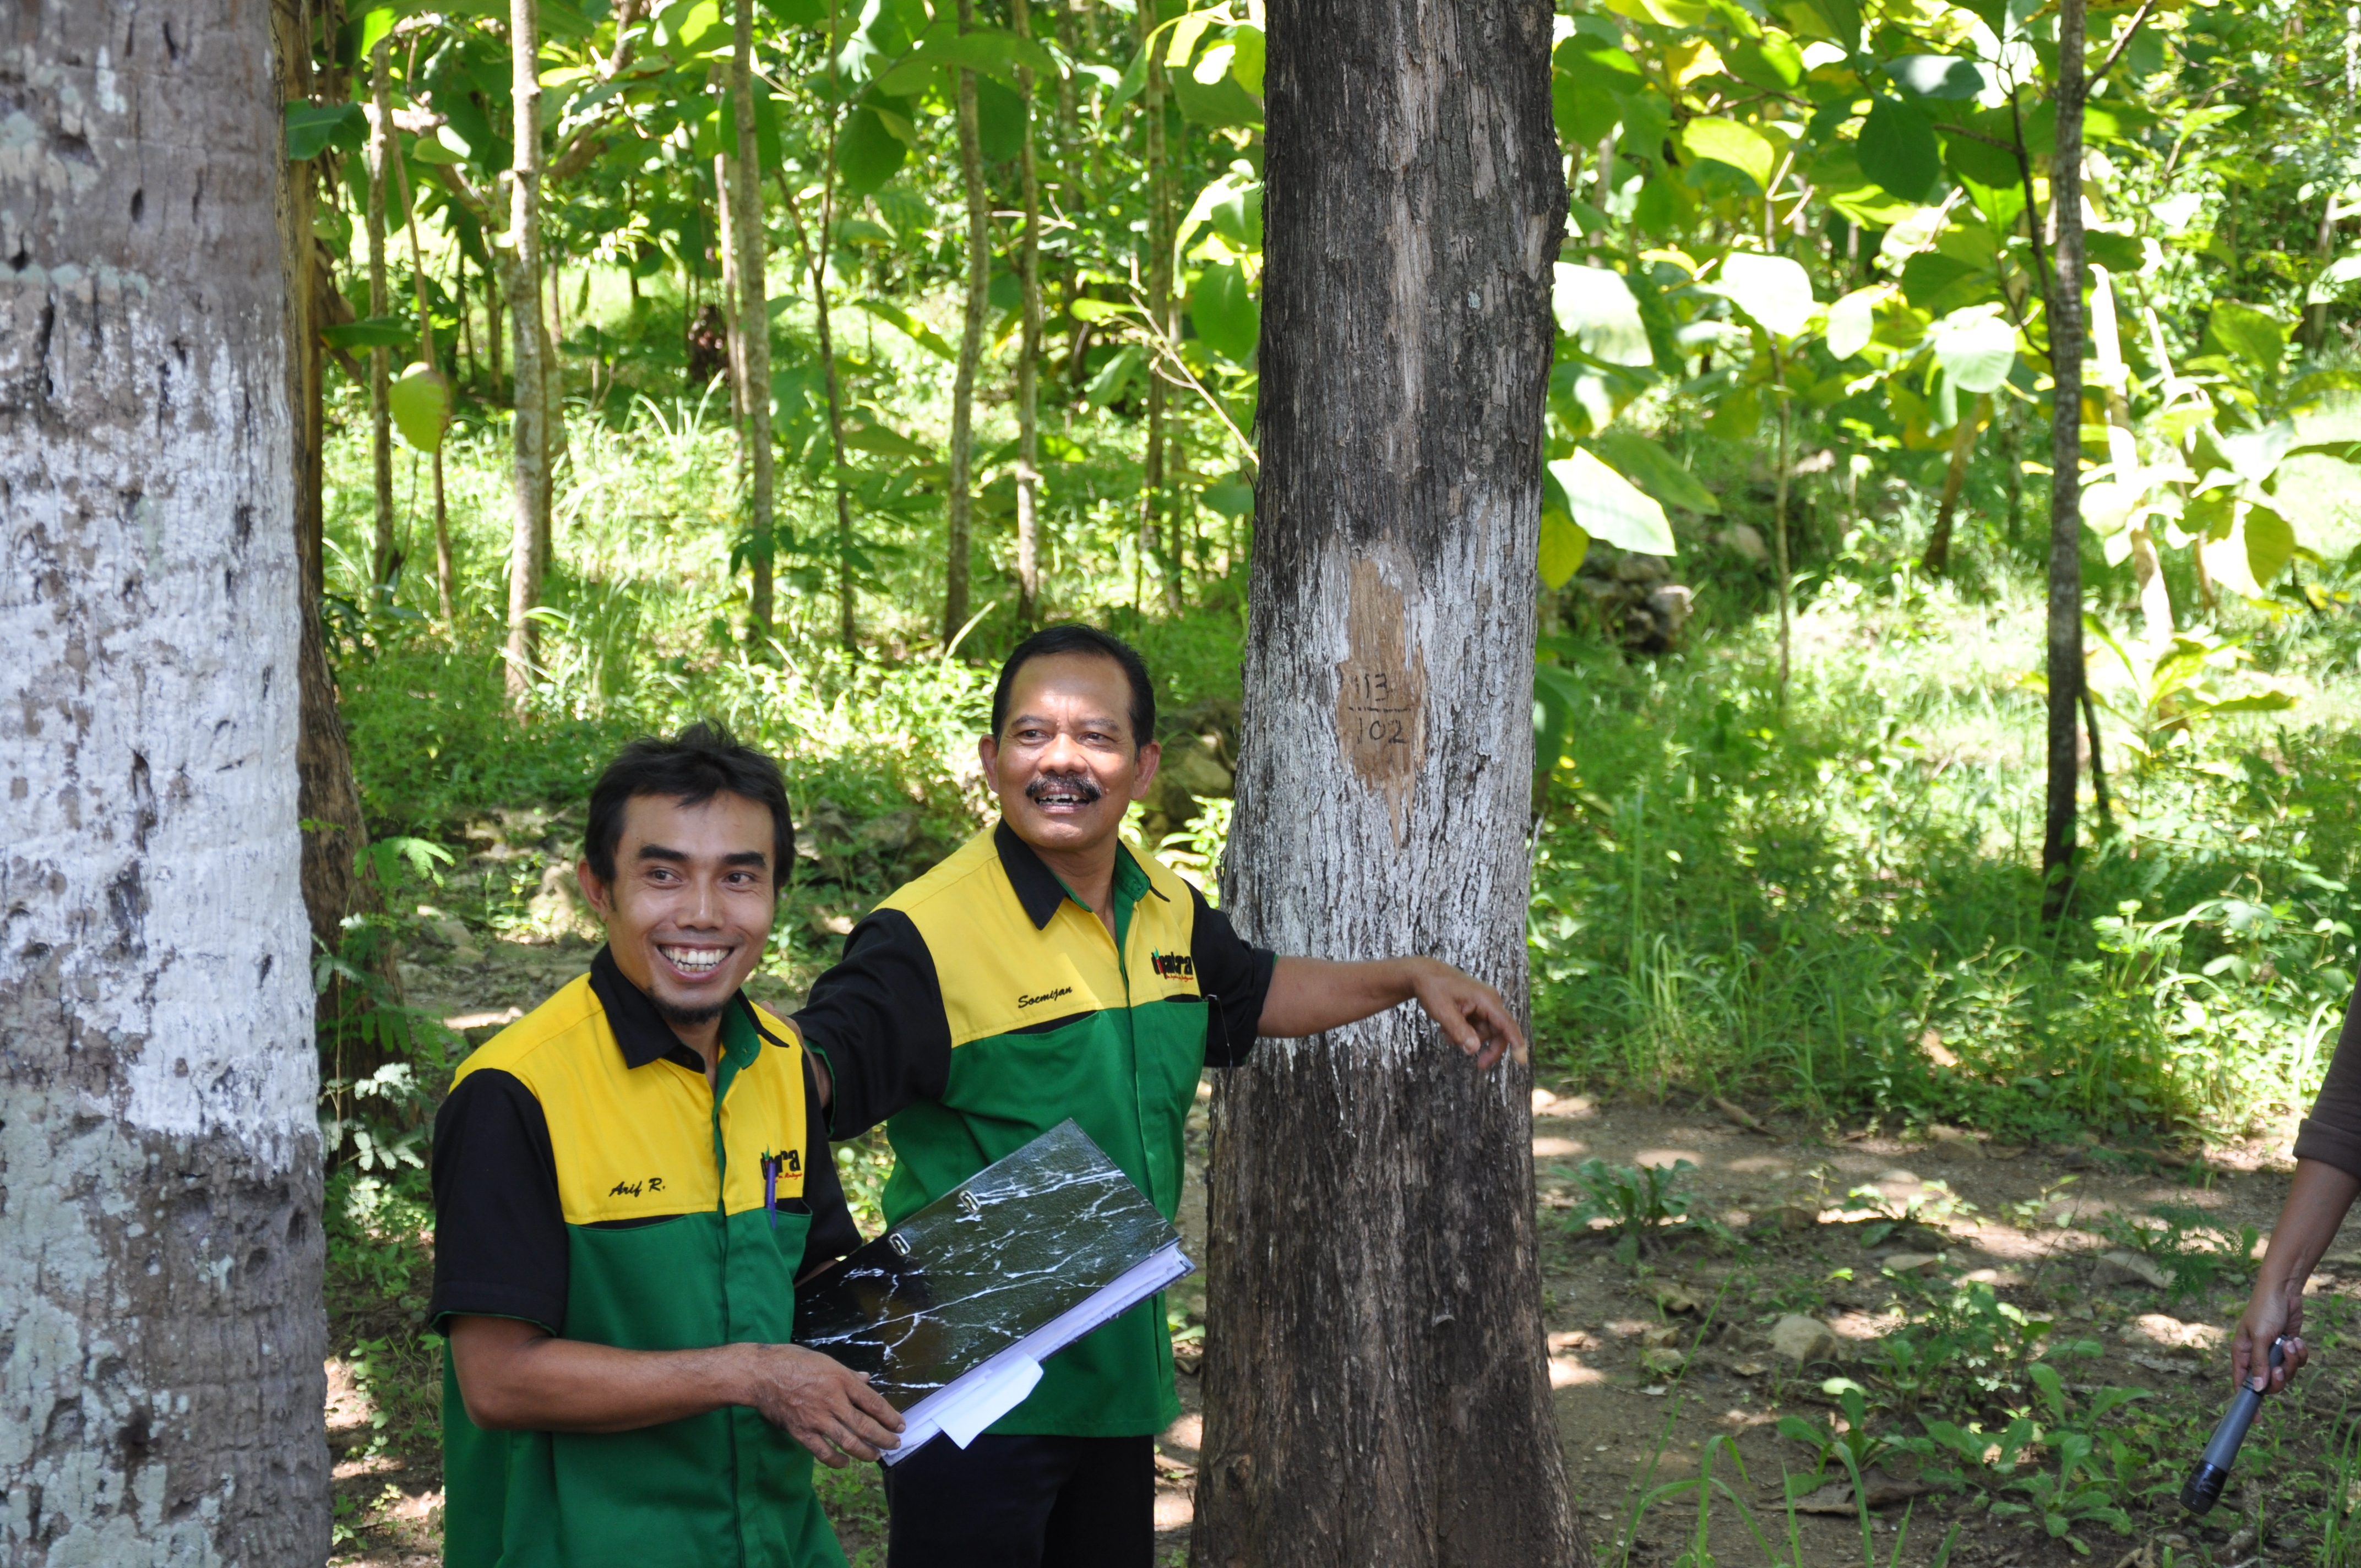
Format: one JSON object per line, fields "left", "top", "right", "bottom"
{"left": 763, "top": 1153, "right": 779, "bottom": 1229}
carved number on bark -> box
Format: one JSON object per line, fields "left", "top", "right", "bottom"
{"left": 1334, "top": 558, "right": 1427, "bottom": 846}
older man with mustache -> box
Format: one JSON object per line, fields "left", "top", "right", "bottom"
{"left": 786, "top": 623, "right": 1524, "bottom": 1568}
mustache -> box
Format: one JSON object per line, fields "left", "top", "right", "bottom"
{"left": 1025, "top": 771, "right": 1105, "bottom": 803}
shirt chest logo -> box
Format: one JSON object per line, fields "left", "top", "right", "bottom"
{"left": 1150, "top": 950, "right": 1196, "bottom": 981}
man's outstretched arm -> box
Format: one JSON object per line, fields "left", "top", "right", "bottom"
{"left": 1256, "top": 955, "right": 1528, "bottom": 1068}
{"left": 447, "top": 1316, "right": 904, "bottom": 1465}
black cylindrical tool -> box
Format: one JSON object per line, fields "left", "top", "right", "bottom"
{"left": 2181, "top": 1336, "right": 2288, "bottom": 1515}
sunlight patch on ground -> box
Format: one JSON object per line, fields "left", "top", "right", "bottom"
{"left": 1533, "top": 1088, "right": 1596, "bottom": 1118}
{"left": 1549, "top": 1330, "right": 1607, "bottom": 1388}
{"left": 2134, "top": 1313, "right": 2226, "bottom": 1351}
{"left": 1535, "top": 1135, "right": 1588, "bottom": 1157}
{"left": 1633, "top": 1147, "right": 1706, "bottom": 1169}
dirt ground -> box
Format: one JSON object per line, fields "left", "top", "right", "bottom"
{"left": 333, "top": 936, "right": 2351, "bottom": 1566}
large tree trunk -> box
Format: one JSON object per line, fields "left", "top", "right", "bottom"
{"left": 946, "top": 2, "right": 988, "bottom": 646}
{"left": 502, "top": 0, "right": 550, "bottom": 697}
{"left": 1013, "top": 0, "right": 1046, "bottom": 629}
{"left": 1194, "top": 2, "right": 1576, "bottom": 1565}
{"left": 0, "top": 2, "right": 329, "bottom": 1562}
{"left": 731, "top": 0, "right": 779, "bottom": 643}
{"left": 2044, "top": 0, "right": 2087, "bottom": 923}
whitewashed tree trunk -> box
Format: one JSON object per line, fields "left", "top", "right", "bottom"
{"left": 1194, "top": 1, "right": 1577, "bottom": 1564}
{"left": 0, "top": 2, "right": 328, "bottom": 1564}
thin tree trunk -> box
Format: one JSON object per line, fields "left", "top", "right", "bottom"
{"left": 1921, "top": 396, "right": 1983, "bottom": 576}
{"left": 1194, "top": 1, "right": 1578, "bottom": 1564}
{"left": 2309, "top": 193, "right": 2339, "bottom": 350}
{"left": 2091, "top": 265, "right": 2171, "bottom": 659}
{"left": 392, "top": 127, "right": 457, "bottom": 625}
{"left": 487, "top": 244, "right": 504, "bottom": 392}
{"left": 460, "top": 245, "right": 477, "bottom": 385}
{"left": 1139, "top": 3, "right": 1174, "bottom": 614}
{"left": 2044, "top": 0, "right": 2089, "bottom": 922}
{"left": 2081, "top": 683, "right": 2113, "bottom": 829}
{"left": 537, "top": 253, "right": 561, "bottom": 578}
{"left": 775, "top": 89, "right": 858, "bottom": 650}
{"left": 2002, "top": 395, "right": 2024, "bottom": 542}
{"left": 716, "top": 146, "right": 745, "bottom": 427}
{"left": 732, "top": 0, "right": 777, "bottom": 642}
{"left": 1013, "top": 0, "right": 1045, "bottom": 629}
{"left": 503, "top": 0, "right": 549, "bottom": 697}
{"left": 1772, "top": 349, "right": 1793, "bottom": 696}
{"left": 367, "top": 36, "right": 397, "bottom": 589}
{"left": 946, "top": 0, "right": 989, "bottom": 645}
{"left": 284, "top": 0, "right": 394, "bottom": 1001}
{"left": 2, "top": 1, "right": 328, "bottom": 1559}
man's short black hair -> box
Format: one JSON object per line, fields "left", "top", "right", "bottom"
{"left": 991, "top": 625, "right": 1156, "bottom": 749}
{"left": 584, "top": 719, "right": 794, "bottom": 896}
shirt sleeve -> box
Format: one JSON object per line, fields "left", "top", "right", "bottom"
{"left": 1190, "top": 886, "right": 1278, "bottom": 1069}
{"left": 791, "top": 907, "right": 954, "bottom": 1140}
{"left": 796, "top": 1050, "right": 867, "bottom": 1267}
{"left": 2295, "top": 986, "right": 2361, "bottom": 1179}
{"left": 426, "top": 1068, "right": 569, "bottom": 1336}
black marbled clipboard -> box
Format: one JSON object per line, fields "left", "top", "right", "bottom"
{"left": 792, "top": 1119, "right": 1189, "bottom": 1413}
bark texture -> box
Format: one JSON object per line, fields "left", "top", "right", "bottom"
{"left": 0, "top": 2, "right": 329, "bottom": 1562}
{"left": 1194, "top": 2, "right": 1577, "bottom": 1564}
{"left": 2044, "top": 0, "right": 2087, "bottom": 921}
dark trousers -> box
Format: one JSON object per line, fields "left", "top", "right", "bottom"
{"left": 882, "top": 1433, "right": 1154, "bottom": 1568}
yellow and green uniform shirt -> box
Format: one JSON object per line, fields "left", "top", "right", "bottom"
{"left": 426, "top": 948, "right": 860, "bottom": 1568}
{"left": 793, "top": 820, "right": 1275, "bottom": 1439}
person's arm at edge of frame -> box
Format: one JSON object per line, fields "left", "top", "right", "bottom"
{"left": 446, "top": 1315, "right": 904, "bottom": 1466}
{"left": 2237, "top": 1159, "right": 2361, "bottom": 1394}
{"left": 2240, "top": 987, "right": 2361, "bottom": 1393}
{"left": 1255, "top": 954, "right": 1528, "bottom": 1068}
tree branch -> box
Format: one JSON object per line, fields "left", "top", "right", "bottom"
{"left": 2091, "top": 0, "right": 2162, "bottom": 88}
{"left": 433, "top": 160, "right": 496, "bottom": 227}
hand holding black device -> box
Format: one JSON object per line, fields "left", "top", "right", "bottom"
{"left": 2180, "top": 1336, "right": 2288, "bottom": 1514}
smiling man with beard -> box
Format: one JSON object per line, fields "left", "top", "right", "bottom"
{"left": 426, "top": 722, "right": 903, "bottom": 1568}
{"left": 787, "top": 624, "right": 1525, "bottom": 1568}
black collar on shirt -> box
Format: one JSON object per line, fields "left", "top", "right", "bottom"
{"left": 994, "top": 818, "right": 1070, "bottom": 930}
{"left": 992, "top": 818, "right": 1174, "bottom": 932}
{"left": 587, "top": 945, "right": 731, "bottom": 1074}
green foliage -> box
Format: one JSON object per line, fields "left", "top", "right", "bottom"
{"left": 2090, "top": 1203, "right": 2260, "bottom": 1305}
{"left": 1568, "top": 1157, "right": 1722, "bottom": 1261}
{"left": 1526, "top": 559, "right": 2361, "bottom": 1140}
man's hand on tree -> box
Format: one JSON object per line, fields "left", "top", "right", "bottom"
{"left": 1403, "top": 956, "right": 1528, "bottom": 1069}
{"left": 739, "top": 1343, "right": 906, "bottom": 1466}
